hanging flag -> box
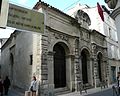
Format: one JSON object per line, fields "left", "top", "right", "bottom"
{"left": 97, "top": 2, "right": 104, "bottom": 22}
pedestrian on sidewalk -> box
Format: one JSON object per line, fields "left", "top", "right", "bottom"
{"left": 117, "top": 72, "right": 120, "bottom": 95}
{"left": 0, "top": 77, "right": 3, "bottom": 96}
{"left": 29, "top": 76, "right": 38, "bottom": 96}
{"left": 3, "top": 76, "right": 11, "bottom": 95}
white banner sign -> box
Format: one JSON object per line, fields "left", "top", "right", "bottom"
{"left": 0, "top": 0, "right": 9, "bottom": 28}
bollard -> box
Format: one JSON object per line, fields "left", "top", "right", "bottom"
{"left": 25, "top": 91, "right": 32, "bottom": 96}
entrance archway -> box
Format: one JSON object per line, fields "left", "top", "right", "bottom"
{"left": 97, "top": 53, "right": 102, "bottom": 82}
{"left": 53, "top": 43, "right": 66, "bottom": 88}
{"left": 81, "top": 49, "right": 90, "bottom": 84}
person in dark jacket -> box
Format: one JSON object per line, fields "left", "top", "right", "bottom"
{"left": 3, "top": 76, "right": 11, "bottom": 95}
{"left": 117, "top": 72, "right": 120, "bottom": 95}
{"left": 0, "top": 77, "right": 3, "bottom": 96}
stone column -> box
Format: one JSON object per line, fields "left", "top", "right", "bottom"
{"left": 47, "top": 51, "right": 54, "bottom": 86}
{"left": 77, "top": 55, "right": 83, "bottom": 91}
{"left": 90, "top": 57, "right": 95, "bottom": 86}
{"left": 93, "top": 58, "right": 98, "bottom": 88}
{"left": 39, "top": 51, "right": 55, "bottom": 96}
{"left": 88, "top": 57, "right": 93, "bottom": 86}
{"left": 102, "top": 48, "right": 109, "bottom": 86}
{"left": 47, "top": 51, "right": 55, "bottom": 96}
{"left": 73, "top": 54, "right": 80, "bottom": 92}
{"left": 66, "top": 54, "right": 75, "bottom": 91}
{"left": 103, "top": 56, "right": 110, "bottom": 86}
{"left": 92, "top": 45, "right": 98, "bottom": 88}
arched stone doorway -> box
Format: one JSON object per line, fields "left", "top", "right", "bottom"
{"left": 97, "top": 53, "right": 103, "bottom": 82}
{"left": 81, "top": 49, "right": 90, "bottom": 84}
{"left": 53, "top": 43, "right": 66, "bottom": 88}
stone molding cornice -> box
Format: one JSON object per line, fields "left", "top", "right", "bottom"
{"left": 91, "top": 42, "right": 107, "bottom": 49}
{"left": 111, "top": 7, "right": 120, "bottom": 19}
{"left": 46, "top": 25, "right": 79, "bottom": 38}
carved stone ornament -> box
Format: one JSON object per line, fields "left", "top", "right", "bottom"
{"left": 74, "top": 10, "right": 91, "bottom": 26}
{"left": 53, "top": 32, "right": 69, "bottom": 42}
{"left": 92, "top": 45, "right": 96, "bottom": 50}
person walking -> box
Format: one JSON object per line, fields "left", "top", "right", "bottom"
{"left": 29, "top": 76, "right": 38, "bottom": 96}
{"left": 3, "top": 76, "right": 11, "bottom": 95}
{"left": 0, "top": 77, "right": 3, "bottom": 96}
{"left": 117, "top": 72, "right": 120, "bottom": 95}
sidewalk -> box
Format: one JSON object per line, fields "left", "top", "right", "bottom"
{"left": 7, "top": 88, "right": 24, "bottom": 96}
{"left": 57, "top": 85, "right": 113, "bottom": 96}
{"left": 5, "top": 85, "right": 113, "bottom": 96}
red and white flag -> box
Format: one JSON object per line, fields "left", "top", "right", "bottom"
{"left": 97, "top": 2, "right": 104, "bottom": 22}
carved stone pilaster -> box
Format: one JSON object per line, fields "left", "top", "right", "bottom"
{"left": 41, "top": 35, "right": 48, "bottom": 83}
{"left": 47, "top": 51, "right": 55, "bottom": 82}
{"left": 47, "top": 51, "right": 55, "bottom": 56}
{"left": 91, "top": 44, "right": 99, "bottom": 88}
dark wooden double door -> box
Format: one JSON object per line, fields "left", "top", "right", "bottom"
{"left": 54, "top": 44, "right": 66, "bottom": 88}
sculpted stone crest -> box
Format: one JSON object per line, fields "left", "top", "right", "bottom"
{"left": 74, "top": 10, "right": 91, "bottom": 26}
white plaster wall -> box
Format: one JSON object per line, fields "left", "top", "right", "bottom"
{"left": 115, "top": 15, "right": 120, "bottom": 59}
{"left": 104, "top": 13, "right": 117, "bottom": 40}
{"left": 115, "top": 0, "right": 120, "bottom": 9}
{"left": 13, "top": 32, "right": 34, "bottom": 90}
{"left": 84, "top": 6, "right": 120, "bottom": 61}
{"left": 0, "top": 42, "right": 1, "bottom": 65}
{"left": 1, "top": 45, "right": 11, "bottom": 79}
{"left": 84, "top": 7, "right": 104, "bottom": 35}
{"left": 1, "top": 31, "right": 43, "bottom": 90}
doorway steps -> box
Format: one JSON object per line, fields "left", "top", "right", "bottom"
{"left": 85, "top": 83, "right": 94, "bottom": 89}
{"left": 54, "top": 87, "right": 71, "bottom": 96}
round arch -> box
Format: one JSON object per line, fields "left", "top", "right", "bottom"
{"left": 97, "top": 52, "right": 103, "bottom": 82}
{"left": 49, "top": 40, "right": 71, "bottom": 54}
{"left": 80, "top": 48, "right": 90, "bottom": 84}
{"left": 53, "top": 42, "right": 70, "bottom": 88}
{"left": 80, "top": 46, "right": 91, "bottom": 55}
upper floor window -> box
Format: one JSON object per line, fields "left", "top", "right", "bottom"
{"left": 109, "top": 27, "right": 112, "bottom": 38}
{"left": 30, "top": 55, "right": 33, "bottom": 65}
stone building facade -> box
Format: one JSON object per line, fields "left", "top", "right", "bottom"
{"left": 105, "top": 0, "right": 120, "bottom": 83}
{"left": 1, "top": 1, "right": 108, "bottom": 95}
{"left": 67, "top": 3, "right": 120, "bottom": 84}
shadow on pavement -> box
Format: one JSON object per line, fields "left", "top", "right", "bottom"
{"left": 84, "top": 88, "right": 113, "bottom": 96}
